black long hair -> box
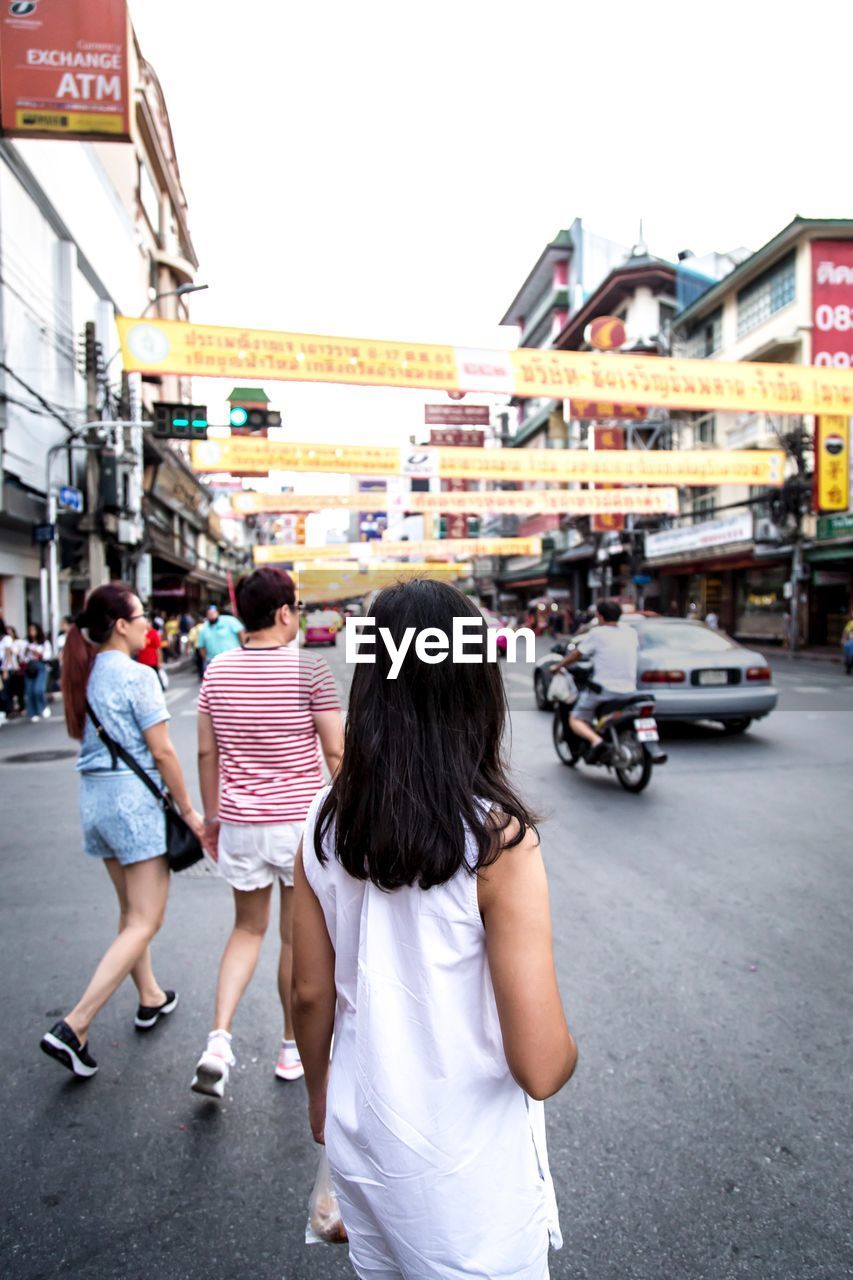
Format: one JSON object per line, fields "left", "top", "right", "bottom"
{"left": 314, "top": 578, "right": 536, "bottom": 890}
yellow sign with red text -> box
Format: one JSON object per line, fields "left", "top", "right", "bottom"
{"left": 117, "top": 315, "right": 853, "bottom": 415}
{"left": 194, "top": 437, "right": 783, "bottom": 487}
{"left": 230, "top": 487, "right": 681, "bottom": 517}
{"left": 255, "top": 537, "right": 542, "bottom": 566}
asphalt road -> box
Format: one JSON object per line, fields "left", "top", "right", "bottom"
{"left": 1, "top": 644, "right": 851, "bottom": 1279}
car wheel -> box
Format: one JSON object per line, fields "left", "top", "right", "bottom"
{"left": 534, "top": 671, "right": 551, "bottom": 712}
{"left": 721, "top": 718, "right": 752, "bottom": 735}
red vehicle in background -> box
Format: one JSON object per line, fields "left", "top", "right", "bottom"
{"left": 304, "top": 610, "right": 342, "bottom": 647}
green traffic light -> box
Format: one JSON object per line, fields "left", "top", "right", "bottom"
{"left": 173, "top": 417, "right": 189, "bottom": 428}
{"left": 230, "top": 407, "right": 249, "bottom": 427}
{"left": 192, "top": 418, "right": 208, "bottom": 428}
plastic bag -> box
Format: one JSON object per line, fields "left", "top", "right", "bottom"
{"left": 547, "top": 669, "right": 578, "bottom": 705}
{"left": 305, "top": 1148, "right": 348, "bottom": 1245}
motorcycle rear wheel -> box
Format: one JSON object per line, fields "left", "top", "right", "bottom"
{"left": 552, "top": 711, "right": 581, "bottom": 767}
{"left": 614, "top": 732, "right": 653, "bottom": 793}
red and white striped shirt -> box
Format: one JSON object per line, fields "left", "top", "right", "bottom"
{"left": 198, "top": 645, "right": 341, "bottom": 823}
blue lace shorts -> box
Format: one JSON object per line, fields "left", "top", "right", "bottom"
{"left": 80, "top": 771, "right": 167, "bottom": 865}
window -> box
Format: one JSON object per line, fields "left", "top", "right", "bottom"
{"left": 691, "top": 487, "right": 715, "bottom": 522}
{"left": 694, "top": 413, "right": 716, "bottom": 446}
{"left": 737, "top": 252, "right": 796, "bottom": 337}
{"left": 658, "top": 302, "right": 677, "bottom": 347}
{"left": 682, "top": 309, "right": 722, "bottom": 358}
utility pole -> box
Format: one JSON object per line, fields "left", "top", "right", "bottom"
{"left": 84, "top": 323, "right": 108, "bottom": 589}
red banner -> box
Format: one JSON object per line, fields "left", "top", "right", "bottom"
{"left": 591, "top": 426, "right": 625, "bottom": 533}
{"left": 812, "top": 241, "right": 853, "bottom": 371}
{"left": 0, "top": 0, "right": 131, "bottom": 141}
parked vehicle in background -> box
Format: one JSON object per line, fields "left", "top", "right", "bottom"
{"left": 304, "top": 610, "right": 342, "bottom": 647}
{"left": 534, "top": 616, "right": 778, "bottom": 734}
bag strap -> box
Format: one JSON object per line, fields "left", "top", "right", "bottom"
{"left": 85, "top": 700, "right": 167, "bottom": 808}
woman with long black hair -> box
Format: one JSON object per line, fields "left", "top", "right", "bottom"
{"left": 293, "top": 579, "right": 577, "bottom": 1278}
{"left": 39, "top": 582, "right": 204, "bottom": 1079}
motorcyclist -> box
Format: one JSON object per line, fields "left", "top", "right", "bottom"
{"left": 552, "top": 599, "right": 639, "bottom": 762}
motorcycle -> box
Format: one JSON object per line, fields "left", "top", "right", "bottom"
{"left": 551, "top": 654, "right": 667, "bottom": 794}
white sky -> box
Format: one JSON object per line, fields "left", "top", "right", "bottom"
{"left": 130, "top": 0, "right": 852, "bottom": 451}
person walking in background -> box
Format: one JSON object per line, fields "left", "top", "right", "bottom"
{"left": 197, "top": 603, "right": 244, "bottom": 670}
{"left": 2, "top": 625, "right": 25, "bottom": 718}
{"left": 39, "top": 583, "right": 204, "bottom": 1080}
{"left": 23, "top": 623, "right": 52, "bottom": 722}
{"left": 187, "top": 618, "right": 204, "bottom": 679}
{"left": 137, "top": 616, "right": 165, "bottom": 688}
{"left": 163, "top": 614, "right": 180, "bottom": 660}
{"left": 0, "top": 618, "right": 11, "bottom": 724}
{"left": 191, "top": 568, "right": 343, "bottom": 1099}
{"left": 293, "top": 579, "right": 576, "bottom": 1278}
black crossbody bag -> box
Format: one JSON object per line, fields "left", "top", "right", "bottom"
{"left": 85, "top": 701, "right": 203, "bottom": 872}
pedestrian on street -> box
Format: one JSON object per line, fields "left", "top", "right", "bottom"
{"left": 0, "top": 617, "right": 12, "bottom": 724}
{"left": 137, "top": 616, "right": 165, "bottom": 688}
{"left": 1, "top": 625, "right": 25, "bottom": 718}
{"left": 293, "top": 578, "right": 576, "bottom": 1279}
{"left": 39, "top": 582, "right": 205, "bottom": 1080}
{"left": 197, "top": 603, "right": 244, "bottom": 670}
{"left": 191, "top": 568, "right": 343, "bottom": 1099}
{"left": 187, "top": 618, "right": 204, "bottom": 679}
{"left": 23, "top": 623, "right": 52, "bottom": 722}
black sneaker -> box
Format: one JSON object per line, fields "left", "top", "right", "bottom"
{"left": 134, "top": 989, "right": 179, "bottom": 1031}
{"left": 40, "top": 1020, "right": 98, "bottom": 1078}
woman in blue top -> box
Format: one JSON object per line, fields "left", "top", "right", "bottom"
{"left": 39, "top": 582, "right": 204, "bottom": 1080}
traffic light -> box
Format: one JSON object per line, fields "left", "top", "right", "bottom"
{"left": 229, "top": 407, "right": 282, "bottom": 431}
{"left": 152, "top": 402, "right": 209, "bottom": 440}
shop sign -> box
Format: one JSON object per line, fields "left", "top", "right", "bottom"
{"left": 0, "top": 0, "right": 131, "bottom": 141}
{"left": 812, "top": 241, "right": 853, "bottom": 371}
{"left": 814, "top": 415, "right": 850, "bottom": 513}
{"left": 424, "top": 406, "right": 490, "bottom": 426}
{"left": 644, "top": 511, "right": 754, "bottom": 560}
{"left": 117, "top": 316, "right": 853, "bottom": 416}
{"left": 816, "top": 511, "right": 853, "bottom": 540}
{"left": 591, "top": 425, "right": 624, "bottom": 534}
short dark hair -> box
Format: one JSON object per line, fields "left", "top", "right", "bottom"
{"left": 597, "top": 599, "right": 622, "bottom": 623}
{"left": 235, "top": 567, "right": 296, "bottom": 631}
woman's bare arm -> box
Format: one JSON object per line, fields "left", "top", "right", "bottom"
{"left": 478, "top": 824, "right": 577, "bottom": 1100}
{"left": 292, "top": 842, "right": 336, "bottom": 1142}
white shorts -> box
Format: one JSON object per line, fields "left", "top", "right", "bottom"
{"left": 217, "top": 821, "right": 303, "bottom": 891}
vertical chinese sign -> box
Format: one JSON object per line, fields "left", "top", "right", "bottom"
{"left": 591, "top": 426, "right": 626, "bottom": 532}
{"left": 0, "top": 0, "right": 131, "bottom": 142}
{"left": 811, "top": 243, "right": 853, "bottom": 513}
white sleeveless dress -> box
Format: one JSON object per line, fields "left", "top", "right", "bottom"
{"left": 302, "top": 788, "right": 562, "bottom": 1279}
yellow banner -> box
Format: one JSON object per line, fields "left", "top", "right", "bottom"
{"left": 255, "top": 537, "right": 541, "bottom": 565}
{"left": 815, "top": 416, "right": 850, "bottom": 513}
{"left": 117, "top": 315, "right": 853, "bottom": 415}
{"left": 194, "top": 437, "right": 783, "bottom": 487}
{"left": 231, "top": 487, "right": 680, "bottom": 516}
{"left": 295, "top": 564, "right": 468, "bottom": 604}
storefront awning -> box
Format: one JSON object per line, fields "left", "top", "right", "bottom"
{"left": 556, "top": 543, "right": 595, "bottom": 564}
{"left": 495, "top": 556, "right": 553, "bottom": 586}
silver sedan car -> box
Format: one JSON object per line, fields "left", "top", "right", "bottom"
{"left": 534, "top": 616, "right": 778, "bottom": 734}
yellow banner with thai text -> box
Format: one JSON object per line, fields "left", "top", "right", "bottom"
{"left": 230, "top": 487, "right": 681, "bottom": 517}
{"left": 117, "top": 316, "right": 853, "bottom": 415}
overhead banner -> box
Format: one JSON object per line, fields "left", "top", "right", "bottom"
{"left": 0, "top": 0, "right": 131, "bottom": 141}
{"left": 814, "top": 416, "right": 850, "bottom": 513}
{"left": 255, "top": 536, "right": 542, "bottom": 566}
{"left": 193, "top": 436, "right": 784, "bottom": 487}
{"left": 229, "top": 486, "right": 681, "bottom": 517}
{"left": 295, "top": 563, "right": 468, "bottom": 604}
{"left": 117, "top": 316, "right": 853, "bottom": 415}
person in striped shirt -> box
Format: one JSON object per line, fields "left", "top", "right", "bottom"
{"left": 191, "top": 568, "right": 344, "bottom": 1098}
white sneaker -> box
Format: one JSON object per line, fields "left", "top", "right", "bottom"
{"left": 41, "top": 707, "right": 51, "bottom": 719}
{"left": 275, "top": 1039, "right": 304, "bottom": 1082}
{"left": 30, "top": 716, "right": 40, "bottom": 724}
{"left": 191, "top": 1030, "right": 235, "bottom": 1099}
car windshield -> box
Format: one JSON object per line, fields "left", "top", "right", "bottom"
{"left": 635, "top": 621, "right": 735, "bottom": 652}
{"left": 307, "top": 611, "right": 337, "bottom": 628}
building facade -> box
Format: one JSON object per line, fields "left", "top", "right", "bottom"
{"left": 666, "top": 217, "right": 853, "bottom": 645}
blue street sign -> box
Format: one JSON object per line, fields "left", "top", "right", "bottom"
{"left": 632, "top": 573, "right": 652, "bottom": 585}
{"left": 58, "top": 485, "right": 84, "bottom": 513}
